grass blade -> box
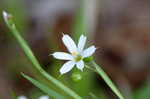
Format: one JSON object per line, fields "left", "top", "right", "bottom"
{"left": 3, "top": 11, "right": 82, "bottom": 99}
{"left": 22, "top": 73, "right": 65, "bottom": 99}
{"left": 91, "top": 61, "right": 125, "bottom": 99}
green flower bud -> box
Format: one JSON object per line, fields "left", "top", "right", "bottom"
{"left": 83, "top": 56, "right": 93, "bottom": 63}
{"left": 71, "top": 72, "right": 82, "bottom": 82}
{"left": 3, "top": 11, "right": 14, "bottom": 26}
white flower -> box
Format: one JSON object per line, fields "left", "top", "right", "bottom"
{"left": 17, "top": 96, "right": 27, "bottom": 99}
{"left": 38, "top": 96, "right": 49, "bottom": 99}
{"left": 52, "top": 34, "right": 96, "bottom": 74}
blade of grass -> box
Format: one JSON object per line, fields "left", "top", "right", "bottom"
{"left": 3, "top": 11, "right": 82, "bottom": 99}
{"left": 22, "top": 73, "right": 65, "bottom": 99}
{"left": 91, "top": 61, "right": 125, "bottom": 99}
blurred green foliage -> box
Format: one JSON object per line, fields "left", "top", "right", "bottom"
{"left": 134, "top": 78, "right": 150, "bottom": 99}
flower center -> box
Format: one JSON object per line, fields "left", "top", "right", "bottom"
{"left": 75, "top": 55, "right": 82, "bottom": 62}
{"left": 72, "top": 52, "right": 82, "bottom": 62}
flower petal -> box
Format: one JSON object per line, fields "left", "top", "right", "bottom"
{"left": 60, "top": 61, "right": 75, "bottom": 74}
{"left": 52, "top": 52, "right": 73, "bottom": 60}
{"left": 76, "top": 60, "right": 84, "bottom": 71}
{"left": 62, "top": 34, "right": 77, "bottom": 53}
{"left": 17, "top": 96, "right": 27, "bottom": 99}
{"left": 82, "top": 46, "right": 96, "bottom": 57}
{"left": 78, "top": 35, "right": 87, "bottom": 52}
{"left": 38, "top": 96, "right": 49, "bottom": 99}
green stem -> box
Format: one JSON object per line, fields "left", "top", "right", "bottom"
{"left": 3, "top": 12, "right": 82, "bottom": 99}
{"left": 91, "top": 61, "right": 125, "bottom": 99}
{"left": 85, "top": 65, "right": 97, "bottom": 72}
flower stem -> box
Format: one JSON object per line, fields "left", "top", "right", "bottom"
{"left": 3, "top": 11, "right": 82, "bottom": 99}
{"left": 85, "top": 65, "right": 97, "bottom": 72}
{"left": 91, "top": 61, "right": 125, "bottom": 99}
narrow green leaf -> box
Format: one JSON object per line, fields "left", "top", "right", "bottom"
{"left": 3, "top": 11, "right": 82, "bottom": 99}
{"left": 22, "top": 73, "right": 65, "bottom": 99}
{"left": 91, "top": 61, "right": 125, "bottom": 99}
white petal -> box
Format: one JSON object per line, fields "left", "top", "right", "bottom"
{"left": 60, "top": 61, "right": 75, "bottom": 74}
{"left": 76, "top": 60, "right": 84, "bottom": 71}
{"left": 17, "top": 96, "right": 27, "bottom": 99}
{"left": 82, "top": 46, "right": 96, "bottom": 57}
{"left": 62, "top": 34, "right": 77, "bottom": 53}
{"left": 38, "top": 96, "right": 49, "bottom": 99}
{"left": 52, "top": 52, "right": 73, "bottom": 60}
{"left": 78, "top": 35, "right": 87, "bottom": 52}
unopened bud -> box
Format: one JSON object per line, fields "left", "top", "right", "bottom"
{"left": 83, "top": 56, "right": 93, "bottom": 63}
{"left": 71, "top": 72, "right": 82, "bottom": 82}
{"left": 3, "top": 11, "right": 14, "bottom": 26}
